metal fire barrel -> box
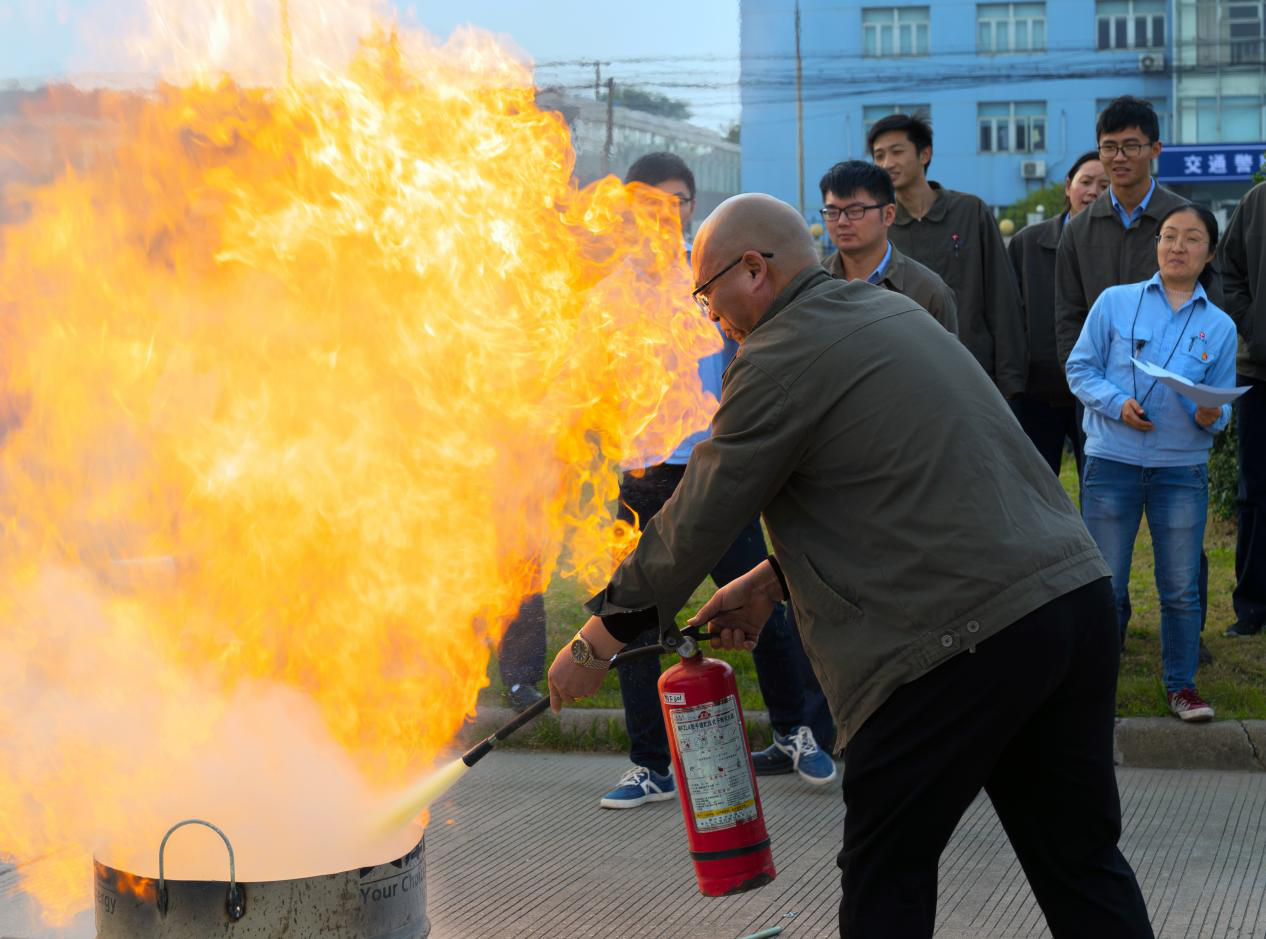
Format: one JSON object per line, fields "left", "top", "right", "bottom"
{"left": 94, "top": 820, "right": 429, "bottom": 938}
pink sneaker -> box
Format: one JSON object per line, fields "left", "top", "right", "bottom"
{"left": 1167, "top": 688, "right": 1214, "bottom": 723}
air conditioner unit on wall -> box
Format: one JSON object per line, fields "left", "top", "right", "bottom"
{"left": 1020, "top": 160, "right": 1047, "bottom": 180}
{"left": 1139, "top": 52, "right": 1165, "bottom": 72}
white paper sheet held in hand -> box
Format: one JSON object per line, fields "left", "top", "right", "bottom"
{"left": 1131, "top": 358, "right": 1252, "bottom": 408}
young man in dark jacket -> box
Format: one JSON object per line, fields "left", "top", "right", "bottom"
{"left": 1217, "top": 180, "right": 1266, "bottom": 638}
{"left": 868, "top": 113, "right": 1025, "bottom": 399}
{"left": 1054, "top": 98, "right": 1211, "bottom": 364}
{"left": 818, "top": 159, "right": 957, "bottom": 335}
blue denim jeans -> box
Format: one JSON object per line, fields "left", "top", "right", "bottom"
{"left": 1081, "top": 456, "right": 1208, "bottom": 693}
{"left": 614, "top": 463, "right": 819, "bottom": 775}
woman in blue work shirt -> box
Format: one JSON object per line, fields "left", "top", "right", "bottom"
{"left": 1066, "top": 204, "right": 1236, "bottom": 724}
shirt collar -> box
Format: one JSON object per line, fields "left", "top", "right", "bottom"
{"left": 1109, "top": 177, "right": 1157, "bottom": 226}
{"left": 1143, "top": 269, "right": 1209, "bottom": 308}
{"left": 867, "top": 242, "right": 893, "bottom": 284}
{"left": 893, "top": 181, "right": 948, "bottom": 225}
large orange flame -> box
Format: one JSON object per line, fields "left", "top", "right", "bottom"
{"left": 0, "top": 0, "right": 718, "bottom": 921}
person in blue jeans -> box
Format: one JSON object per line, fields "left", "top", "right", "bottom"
{"left": 600, "top": 152, "right": 836, "bottom": 809}
{"left": 1066, "top": 203, "right": 1237, "bottom": 723}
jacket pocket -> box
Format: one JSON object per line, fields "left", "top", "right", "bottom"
{"left": 798, "top": 554, "right": 863, "bottom": 622}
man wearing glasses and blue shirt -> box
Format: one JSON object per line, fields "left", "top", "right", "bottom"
{"left": 597, "top": 153, "right": 837, "bottom": 813}
{"left": 819, "top": 160, "right": 957, "bottom": 335}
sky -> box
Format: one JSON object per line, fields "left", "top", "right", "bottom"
{"left": 0, "top": 0, "right": 742, "bottom": 130}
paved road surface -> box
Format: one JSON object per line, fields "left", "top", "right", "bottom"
{"left": 3, "top": 752, "right": 1263, "bottom": 938}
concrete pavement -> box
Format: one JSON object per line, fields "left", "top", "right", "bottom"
{"left": 426, "top": 752, "right": 1266, "bottom": 938}
{"left": 2, "top": 752, "right": 1263, "bottom": 938}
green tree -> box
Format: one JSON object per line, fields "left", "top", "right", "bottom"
{"left": 1000, "top": 181, "right": 1064, "bottom": 230}
{"left": 602, "top": 85, "right": 692, "bottom": 121}
{"left": 724, "top": 122, "right": 740, "bottom": 144}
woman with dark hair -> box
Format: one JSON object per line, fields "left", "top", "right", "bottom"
{"left": 1007, "top": 151, "right": 1109, "bottom": 474}
{"left": 1066, "top": 203, "right": 1237, "bottom": 722}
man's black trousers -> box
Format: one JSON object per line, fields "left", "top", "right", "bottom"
{"left": 838, "top": 577, "right": 1153, "bottom": 938}
{"left": 1234, "top": 376, "right": 1266, "bottom": 629}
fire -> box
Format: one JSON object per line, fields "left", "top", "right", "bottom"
{"left": 0, "top": 0, "right": 719, "bottom": 922}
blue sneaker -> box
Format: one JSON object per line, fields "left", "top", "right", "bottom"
{"left": 599, "top": 765, "right": 676, "bottom": 809}
{"left": 772, "top": 726, "right": 837, "bottom": 785}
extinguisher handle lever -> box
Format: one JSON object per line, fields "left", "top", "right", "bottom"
{"left": 606, "top": 625, "right": 710, "bottom": 668}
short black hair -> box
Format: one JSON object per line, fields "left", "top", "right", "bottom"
{"left": 866, "top": 112, "right": 933, "bottom": 170}
{"left": 819, "top": 160, "right": 896, "bottom": 205}
{"left": 1096, "top": 96, "right": 1160, "bottom": 144}
{"left": 625, "top": 151, "right": 695, "bottom": 199}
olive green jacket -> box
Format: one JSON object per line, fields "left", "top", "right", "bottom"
{"left": 1053, "top": 181, "right": 1222, "bottom": 366}
{"left": 1217, "top": 181, "right": 1266, "bottom": 381}
{"left": 823, "top": 243, "right": 959, "bottom": 336}
{"left": 587, "top": 268, "right": 1109, "bottom": 751}
{"left": 889, "top": 183, "right": 1027, "bottom": 398}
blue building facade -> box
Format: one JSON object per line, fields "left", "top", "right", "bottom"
{"left": 741, "top": 0, "right": 1175, "bottom": 212}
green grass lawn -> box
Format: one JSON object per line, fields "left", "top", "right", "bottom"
{"left": 478, "top": 454, "right": 1266, "bottom": 722}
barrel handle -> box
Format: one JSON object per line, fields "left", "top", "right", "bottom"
{"left": 156, "top": 819, "right": 246, "bottom": 922}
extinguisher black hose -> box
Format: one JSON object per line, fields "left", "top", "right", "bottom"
{"left": 461, "top": 627, "right": 711, "bottom": 768}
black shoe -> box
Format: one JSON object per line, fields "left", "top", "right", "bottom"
{"left": 506, "top": 683, "right": 545, "bottom": 713}
{"left": 750, "top": 742, "right": 795, "bottom": 776}
{"left": 1224, "top": 620, "right": 1264, "bottom": 638}
{"left": 1198, "top": 638, "right": 1214, "bottom": 666}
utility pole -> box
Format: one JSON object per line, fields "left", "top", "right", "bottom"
{"left": 603, "top": 77, "right": 615, "bottom": 177}
{"left": 594, "top": 61, "right": 602, "bottom": 100}
{"left": 794, "top": 0, "right": 805, "bottom": 216}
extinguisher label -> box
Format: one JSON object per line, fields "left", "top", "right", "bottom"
{"left": 663, "top": 692, "right": 687, "bottom": 705}
{"left": 668, "top": 695, "right": 758, "bottom": 832}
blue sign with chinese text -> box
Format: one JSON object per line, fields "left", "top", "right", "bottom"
{"left": 1158, "top": 144, "right": 1266, "bottom": 183}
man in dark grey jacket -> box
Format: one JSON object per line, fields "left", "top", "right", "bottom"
{"left": 868, "top": 113, "right": 1026, "bottom": 398}
{"left": 1217, "top": 180, "right": 1266, "bottom": 638}
{"left": 548, "top": 194, "right": 1152, "bottom": 938}
{"left": 818, "top": 159, "right": 958, "bottom": 335}
{"left": 1054, "top": 97, "right": 1202, "bottom": 365}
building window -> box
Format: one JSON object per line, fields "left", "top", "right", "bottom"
{"left": 978, "top": 3, "right": 1046, "bottom": 52}
{"left": 862, "top": 103, "right": 932, "bottom": 136}
{"left": 1096, "top": 0, "right": 1164, "bottom": 50}
{"left": 862, "top": 7, "right": 931, "bottom": 57}
{"left": 1229, "top": 2, "right": 1266, "bottom": 66}
{"left": 978, "top": 102, "right": 1046, "bottom": 153}
{"left": 1096, "top": 97, "right": 1169, "bottom": 142}
{"left": 1180, "top": 95, "right": 1266, "bottom": 143}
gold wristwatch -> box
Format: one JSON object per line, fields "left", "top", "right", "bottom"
{"left": 569, "top": 633, "right": 611, "bottom": 670}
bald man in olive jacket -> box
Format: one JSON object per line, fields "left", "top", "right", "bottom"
{"left": 548, "top": 195, "right": 1152, "bottom": 938}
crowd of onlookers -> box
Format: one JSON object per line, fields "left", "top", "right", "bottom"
{"left": 499, "top": 94, "right": 1266, "bottom": 808}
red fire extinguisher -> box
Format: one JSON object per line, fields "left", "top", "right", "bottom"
{"left": 657, "top": 630, "right": 776, "bottom": 897}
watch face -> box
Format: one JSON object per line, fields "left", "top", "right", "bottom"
{"left": 570, "top": 637, "right": 588, "bottom": 664}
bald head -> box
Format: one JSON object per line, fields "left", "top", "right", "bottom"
{"left": 694, "top": 193, "right": 820, "bottom": 289}
{"left": 690, "top": 194, "right": 821, "bottom": 342}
